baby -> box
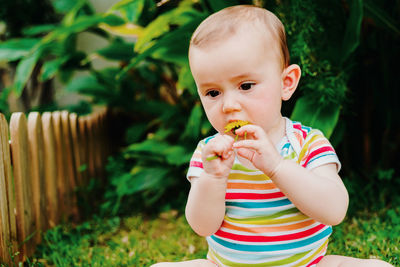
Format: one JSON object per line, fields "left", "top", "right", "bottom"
{"left": 152, "top": 5, "right": 393, "bottom": 267}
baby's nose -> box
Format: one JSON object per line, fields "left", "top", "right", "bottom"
{"left": 222, "top": 94, "right": 241, "bottom": 113}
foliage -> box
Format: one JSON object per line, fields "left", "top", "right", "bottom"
{"left": 0, "top": 0, "right": 398, "bottom": 218}
{"left": 272, "top": 0, "right": 362, "bottom": 138}
{"left": 100, "top": 0, "right": 248, "bottom": 215}
{"left": 101, "top": 0, "right": 369, "bottom": 215}
{"left": 0, "top": 0, "right": 59, "bottom": 38}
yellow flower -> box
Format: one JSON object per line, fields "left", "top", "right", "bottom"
{"left": 224, "top": 120, "right": 249, "bottom": 133}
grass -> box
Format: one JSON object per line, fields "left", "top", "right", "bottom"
{"left": 18, "top": 206, "right": 397, "bottom": 266}
{"left": 31, "top": 211, "right": 207, "bottom": 266}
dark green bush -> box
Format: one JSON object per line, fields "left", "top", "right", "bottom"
{"left": 0, "top": 0, "right": 398, "bottom": 217}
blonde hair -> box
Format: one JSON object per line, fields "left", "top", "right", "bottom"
{"left": 189, "top": 5, "right": 290, "bottom": 68}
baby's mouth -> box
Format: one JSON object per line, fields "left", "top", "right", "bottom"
{"left": 224, "top": 120, "right": 249, "bottom": 134}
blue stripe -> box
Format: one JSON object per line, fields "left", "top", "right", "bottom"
{"left": 204, "top": 134, "right": 217, "bottom": 144}
{"left": 307, "top": 153, "right": 338, "bottom": 166}
{"left": 282, "top": 143, "right": 291, "bottom": 150}
{"left": 210, "top": 227, "right": 332, "bottom": 252}
{"left": 226, "top": 199, "right": 292, "bottom": 209}
{"left": 301, "top": 125, "right": 311, "bottom": 133}
{"left": 226, "top": 208, "right": 290, "bottom": 218}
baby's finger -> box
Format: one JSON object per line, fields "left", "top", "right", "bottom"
{"left": 220, "top": 135, "right": 235, "bottom": 158}
{"left": 235, "top": 147, "right": 255, "bottom": 162}
{"left": 204, "top": 135, "right": 234, "bottom": 159}
{"left": 233, "top": 139, "right": 260, "bottom": 151}
{"left": 235, "top": 124, "right": 264, "bottom": 139}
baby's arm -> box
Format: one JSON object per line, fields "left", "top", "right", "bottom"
{"left": 234, "top": 125, "right": 349, "bottom": 226}
{"left": 185, "top": 135, "right": 235, "bottom": 236}
{"left": 269, "top": 161, "right": 348, "bottom": 225}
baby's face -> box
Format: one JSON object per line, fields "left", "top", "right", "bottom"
{"left": 189, "top": 28, "right": 286, "bottom": 136}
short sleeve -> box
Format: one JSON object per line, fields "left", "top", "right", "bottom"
{"left": 298, "top": 129, "right": 341, "bottom": 172}
{"left": 186, "top": 135, "right": 218, "bottom": 181}
{"left": 186, "top": 140, "right": 205, "bottom": 180}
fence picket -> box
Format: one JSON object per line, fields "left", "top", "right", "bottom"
{"left": 41, "top": 113, "right": 59, "bottom": 227}
{"left": 27, "top": 113, "right": 48, "bottom": 243}
{"left": 69, "top": 113, "right": 82, "bottom": 187}
{"left": 78, "top": 117, "right": 89, "bottom": 185}
{"left": 60, "top": 111, "right": 79, "bottom": 221}
{"left": 85, "top": 117, "right": 96, "bottom": 179}
{"left": 0, "top": 115, "right": 10, "bottom": 262}
{"left": 92, "top": 114, "right": 103, "bottom": 179}
{"left": 52, "top": 111, "right": 70, "bottom": 220}
{"left": 10, "top": 113, "right": 36, "bottom": 260}
{"left": 0, "top": 114, "right": 17, "bottom": 261}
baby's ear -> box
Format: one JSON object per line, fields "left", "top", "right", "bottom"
{"left": 281, "top": 64, "right": 301, "bottom": 101}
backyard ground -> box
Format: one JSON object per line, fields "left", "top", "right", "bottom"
{"left": 30, "top": 207, "right": 399, "bottom": 266}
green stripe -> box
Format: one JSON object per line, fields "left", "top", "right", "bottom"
{"left": 225, "top": 208, "right": 306, "bottom": 225}
{"left": 232, "top": 164, "right": 258, "bottom": 172}
{"left": 210, "top": 249, "right": 309, "bottom": 266}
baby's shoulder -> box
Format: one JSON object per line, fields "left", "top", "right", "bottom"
{"left": 288, "top": 119, "right": 326, "bottom": 143}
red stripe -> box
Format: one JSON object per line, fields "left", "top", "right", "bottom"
{"left": 215, "top": 224, "right": 325, "bottom": 242}
{"left": 190, "top": 161, "right": 203, "bottom": 168}
{"left": 225, "top": 192, "right": 285, "bottom": 200}
{"left": 306, "top": 255, "right": 324, "bottom": 267}
{"left": 302, "top": 147, "right": 334, "bottom": 167}
{"left": 293, "top": 124, "right": 307, "bottom": 139}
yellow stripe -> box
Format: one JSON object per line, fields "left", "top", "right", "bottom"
{"left": 228, "top": 173, "right": 270, "bottom": 181}
{"left": 297, "top": 132, "right": 323, "bottom": 163}
{"left": 293, "top": 239, "right": 328, "bottom": 266}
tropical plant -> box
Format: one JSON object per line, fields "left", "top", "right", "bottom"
{"left": 1, "top": 0, "right": 398, "bottom": 216}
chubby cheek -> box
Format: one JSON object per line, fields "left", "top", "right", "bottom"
{"left": 203, "top": 103, "right": 225, "bottom": 133}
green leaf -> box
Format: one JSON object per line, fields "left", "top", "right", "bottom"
{"left": 125, "top": 123, "right": 148, "bottom": 144}
{"left": 135, "top": 3, "right": 203, "bottom": 53}
{"left": 22, "top": 24, "right": 58, "bottom": 36}
{"left": 126, "top": 139, "right": 190, "bottom": 166}
{"left": 40, "top": 56, "right": 69, "bottom": 81}
{"left": 64, "top": 74, "right": 108, "bottom": 93}
{"left": 164, "top": 145, "right": 192, "bottom": 165}
{"left": 0, "top": 38, "right": 40, "bottom": 61}
{"left": 13, "top": 49, "right": 42, "bottom": 96}
{"left": 118, "top": 17, "right": 204, "bottom": 79}
{"left": 52, "top": 0, "right": 80, "bottom": 13}
{"left": 182, "top": 103, "right": 203, "bottom": 141}
{"left": 109, "top": 0, "right": 145, "bottom": 23}
{"left": 62, "top": 0, "right": 92, "bottom": 26}
{"left": 96, "top": 39, "right": 135, "bottom": 61}
{"left": 126, "top": 139, "right": 170, "bottom": 155}
{"left": 128, "top": 167, "right": 169, "bottom": 193}
{"left": 340, "top": 0, "right": 363, "bottom": 64}
{"left": 44, "top": 14, "right": 124, "bottom": 44}
{"left": 290, "top": 96, "right": 341, "bottom": 138}
{"left": 177, "top": 63, "right": 196, "bottom": 95}
{"left": 150, "top": 22, "right": 195, "bottom": 65}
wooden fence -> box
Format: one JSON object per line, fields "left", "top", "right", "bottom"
{"left": 0, "top": 109, "right": 110, "bottom": 264}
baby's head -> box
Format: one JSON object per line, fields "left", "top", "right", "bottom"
{"left": 188, "top": 5, "right": 300, "bottom": 136}
{"left": 189, "top": 5, "right": 290, "bottom": 70}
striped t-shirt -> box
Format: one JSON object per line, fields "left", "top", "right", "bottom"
{"left": 187, "top": 118, "right": 341, "bottom": 267}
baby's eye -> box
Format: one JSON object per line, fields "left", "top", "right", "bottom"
{"left": 206, "top": 90, "right": 220, "bottom": 97}
{"left": 240, "top": 82, "right": 255, "bottom": 90}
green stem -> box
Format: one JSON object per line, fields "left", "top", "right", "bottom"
{"left": 206, "top": 155, "right": 220, "bottom": 161}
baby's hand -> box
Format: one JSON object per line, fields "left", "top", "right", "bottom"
{"left": 233, "top": 125, "right": 282, "bottom": 177}
{"left": 202, "top": 135, "right": 235, "bottom": 179}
